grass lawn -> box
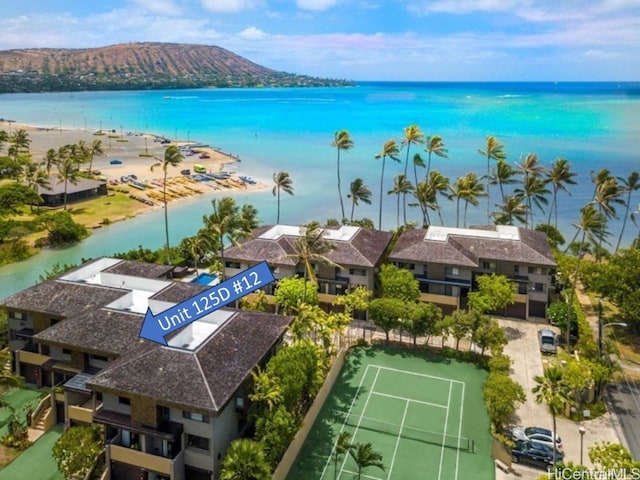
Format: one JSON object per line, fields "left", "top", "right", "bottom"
{"left": 0, "top": 425, "right": 64, "bottom": 480}
{"left": 0, "top": 389, "right": 42, "bottom": 437}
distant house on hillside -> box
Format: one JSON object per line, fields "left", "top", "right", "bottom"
{"left": 37, "top": 176, "right": 107, "bottom": 207}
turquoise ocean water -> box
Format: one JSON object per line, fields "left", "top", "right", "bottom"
{"left": 1, "top": 82, "right": 639, "bottom": 299}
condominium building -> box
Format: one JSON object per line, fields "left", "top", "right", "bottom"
{"left": 222, "top": 224, "right": 393, "bottom": 306}
{"left": 1, "top": 257, "right": 292, "bottom": 480}
{"left": 389, "top": 225, "right": 556, "bottom": 319}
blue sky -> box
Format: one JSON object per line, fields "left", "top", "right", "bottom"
{"left": 1, "top": 0, "right": 639, "bottom": 81}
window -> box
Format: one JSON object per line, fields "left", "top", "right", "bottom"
{"left": 62, "top": 348, "right": 72, "bottom": 355}
{"left": 445, "top": 267, "right": 459, "bottom": 276}
{"left": 9, "top": 311, "right": 24, "bottom": 320}
{"left": 225, "top": 261, "right": 241, "bottom": 269}
{"left": 349, "top": 267, "right": 366, "bottom": 276}
{"left": 396, "top": 262, "right": 415, "bottom": 270}
{"left": 118, "top": 396, "right": 131, "bottom": 406}
{"left": 518, "top": 283, "right": 527, "bottom": 295}
{"left": 530, "top": 283, "right": 544, "bottom": 292}
{"left": 187, "top": 434, "right": 209, "bottom": 451}
{"left": 183, "top": 411, "right": 209, "bottom": 423}
{"left": 528, "top": 266, "right": 545, "bottom": 275}
{"left": 482, "top": 261, "right": 496, "bottom": 270}
{"left": 89, "top": 354, "right": 108, "bottom": 362}
{"left": 514, "top": 265, "right": 520, "bottom": 274}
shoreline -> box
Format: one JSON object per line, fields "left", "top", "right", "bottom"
{"left": 0, "top": 119, "right": 270, "bottom": 210}
{"left": 0, "top": 120, "right": 271, "bottom": 260}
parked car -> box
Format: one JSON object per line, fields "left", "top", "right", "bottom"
{"left": 538, "top": 328, "right": 557, "bottom": 354}
{"left": 511, "top": 426, "right": 563, "bottom": 452}
{"left": 511, "top": 440, "right": 564, "bottom": 468}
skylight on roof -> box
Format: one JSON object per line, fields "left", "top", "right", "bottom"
{"left": 167, "top": 309, "right": 235, "bottom": 351}
{"left": 425, "top": 225, "right": 520, "bottom": 242}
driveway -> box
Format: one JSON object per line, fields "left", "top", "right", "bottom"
{"left": 496, "top": 318, "right": 622, "bottom": 480}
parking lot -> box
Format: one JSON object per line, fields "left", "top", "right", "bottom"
{"left": 497, "top": 318, "right": 622, "bottom": 479}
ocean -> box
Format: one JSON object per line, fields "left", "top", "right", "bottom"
{"left": 1, "top": 81, "right": 639, "bottom": 299}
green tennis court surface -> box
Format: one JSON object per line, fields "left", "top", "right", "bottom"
{"left": 287, "top": 345, "right": 495, "bottom": 480}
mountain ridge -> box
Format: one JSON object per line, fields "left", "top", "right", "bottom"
{"left": 0, "top": 42, "right": 351, "bottom": 93}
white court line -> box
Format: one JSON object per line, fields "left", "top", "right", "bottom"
{"left": 454, "top": 381, "right": 466, "bottom": 480}
{"left": 320, "top": 364, "right": 372, "bottom": 480}
{"left": 341, "top": 469, "right": 384, "bottom": 480}
{"left": 370, "top": 364, "right": 465, "bottom": 385}
{"left": 437, "top": 381, "right": 453, "bottom": 480}
{"left": 386, "top": 398, "right": 409, "bottom": 480}
{"left": 337, "top": 366, "right": 382, "bottom": 480}
{"left": 372, "top": 391, "right": 447, "bottom": 409}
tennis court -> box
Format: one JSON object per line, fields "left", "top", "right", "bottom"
{"left": 287, "top": 345, "right": 494, "bottom": 480}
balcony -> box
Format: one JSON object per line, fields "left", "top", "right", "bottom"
{"left": 17, "top": 350, "right": 50, "bottom": 366}
{"left": 110, "top": 444, "right": 172, "bottom": 475}
{"left": 68, "top": 398, "right": 102, "bottom": 424}
{"left": 414, "top": 274, "right": 471, "bottom": 287}
{"left": 419, "top": 292, "right": 459, "bottom": 306}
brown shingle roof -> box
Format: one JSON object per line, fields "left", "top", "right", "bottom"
{"left": 389, "top": 226, "right": 556, "bottom": 267}
{"left": 87, "top": 310, "right": 293, "bottom": 414}
{"left": 0, "top": 281, "right": 126, "bottom": 317}
{"left": 224, "top": 224, "right": 392, "bottom": 268}
{"left": 35, "top": 309, "right": 146, "bottom": 357}
{"left": 104, "top": 260, "right": 174, "bottom": 279}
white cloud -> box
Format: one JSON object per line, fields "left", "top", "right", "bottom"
{"left": 238, "top": 26, "right": 268, "bottom": 40}
{"left": 296, "top": 0, "right": 341, "bottom": 11}
{"left": 200, "top": 0, "right": 260, "bottom": 13}
{"left": 131, "top": 0, "right": 182, "bottom": 16}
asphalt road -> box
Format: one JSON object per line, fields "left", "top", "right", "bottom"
{"left": 607, "top": 380, "right": 640, "bottom": 460}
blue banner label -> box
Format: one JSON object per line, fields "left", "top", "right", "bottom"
{"left": 139, "top": 261, "right": 275, "bottom": 345}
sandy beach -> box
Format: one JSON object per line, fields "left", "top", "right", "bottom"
{"left": 0, "top": 120, "right": 268, "bottom": 206}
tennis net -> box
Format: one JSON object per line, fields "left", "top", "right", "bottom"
{"left": 332, "top": 409, "right": 473, "bottom": 453}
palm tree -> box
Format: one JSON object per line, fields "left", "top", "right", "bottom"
{"left": 83, "top": 139, "right": 104, "bottom": 174}
{"left": 55, "top": 147, "right": 80, "bottom": 211}
{"left": 43, "top": 148, "right": 57, "bottom": 175}
{"left": 387, "top": 174, "right": 414, "bottom": 227}
{"left": 347, "top": 178, "right": 372, "bottom": 222}
{"left": 333, "top": 432, "right": 353, "bottom": 480}
{"left": 489, "top": 158, "right": 517, "bottom": 205}
{"left": 272, "top": 171, "right": 294, "bottom": 224}
{"left": 401, "top": 125, "right": 425, "bottom": 218}
{"left": 515, "top": 153, "right": 548, "bottom": 228}
{"left": 8, "top": 128, "right": 31, "bottom": 162}
{"left": 453, "top": 172, "right": 485, "bottom": 228}
{"left": 590, "top": 176, "right": 624, "bottom": 256}
{"left": 249, "top": 367, "right": 282, "bottom": 412}
{"left": 349, "top": 442, "right": 385, "bottom": 480}
{"left": 412, "top": 178, "right": 437, "bottom": 227}
{"left": 492, "top": 194, "right": 528, "bottom": 225}
{"left": 375, "top": 138, "right": 401, "bottom": 230}
{"left": 332, "top": 130, "right": 354, "bottom": 222}
{"left": 219, "top": 438, "right": 272, "bottom": 480}
{"left": 151, "top": 145, "right": 184, "bottom": 265}
{"left": 478, "top": 135, "right": 507, "bottom": 223}
{"left": 532, "top": 365, "right": 571, "bottom": 466}
{"left": 615, "top": 171, "right": 640, "bottom": 252}
{"left": 0, "top": 130, "right": 7, "bottom": 152}
{"left": 292, "top": 221, "right": 339, "bottom": 287}
{"left": 545, "top": 158, "right": 577, "bottom": 228}
{"left": 203, "top": 197, "right": 257, "bottom": 280}
{"left": 186, "top": 229, "right": 217, "bottom": 279}
{"left": 424, "top": 134, "right": 448, "bottom": 179}
{"left": 514, "top": 174, "right": 550, "bottom": 229}
{"left": 0, "top": 350, "right": 23, "bottom": 394}
{"left": 22, "top": 160, "right": 50, "bottom": 211}
{"left": 426, "top": 170, "right": 451, "bottom": 226}
{"left": 411, "top": 153, "right": 426, "bottom": 190}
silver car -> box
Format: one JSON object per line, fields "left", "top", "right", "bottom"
{"left": 538, "top": 328, "right": 557, "bottom": 354}
{"left": 511, "top": 426, "right": 563, "bottom": 453}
